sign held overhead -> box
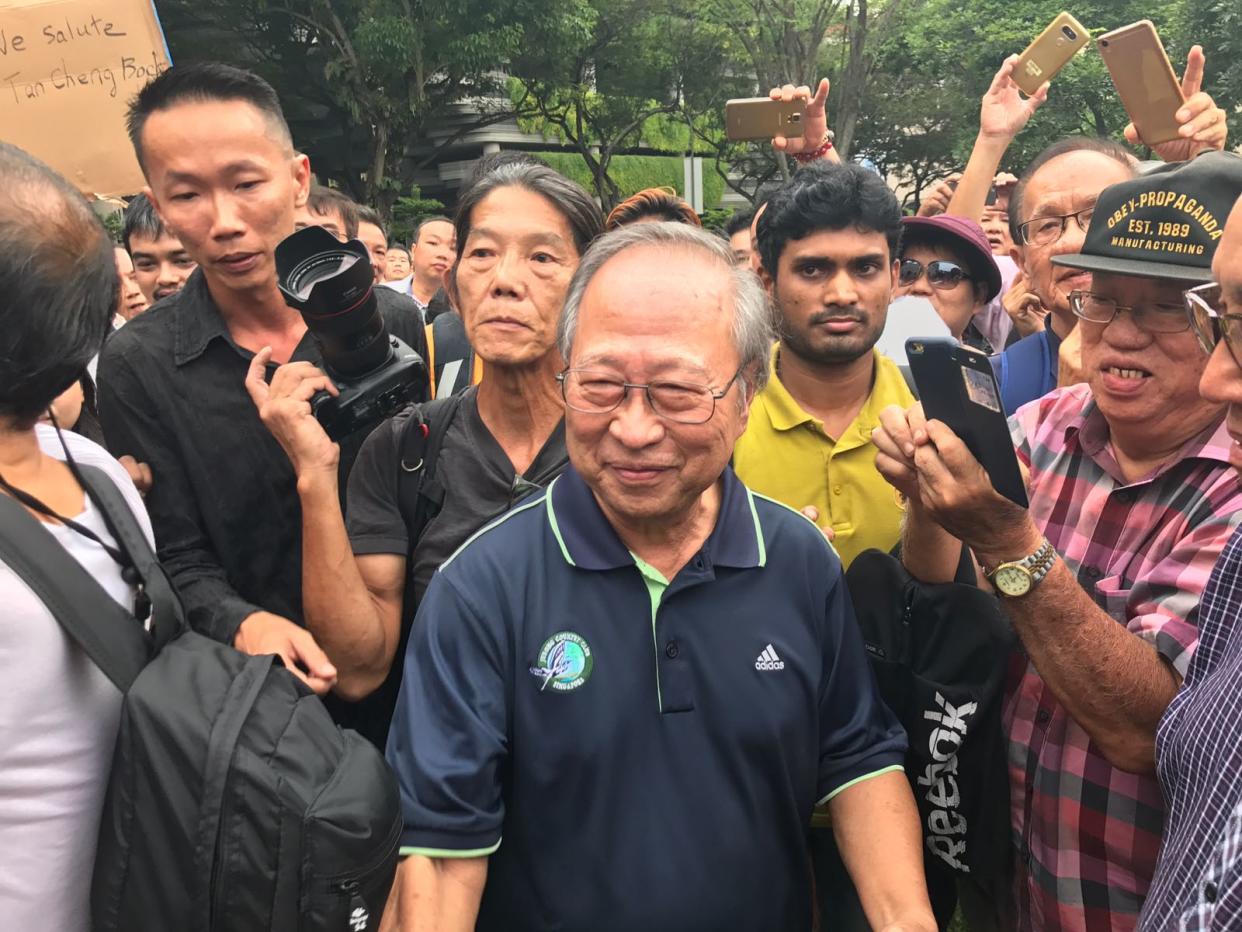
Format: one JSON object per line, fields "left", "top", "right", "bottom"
{"left": 0, "top": 0, "right": 171, "bottom": 197}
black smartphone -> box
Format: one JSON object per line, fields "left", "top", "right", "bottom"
{"left": 985, "top": 184, "right": 999, "bottom": 207}
{"left": 905, "top": 337, "right": 1028, "bottom": 508}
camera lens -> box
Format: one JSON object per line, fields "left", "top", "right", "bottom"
{"left": 909, "top": 342, "right": 924, "bottom": 355}
{"left": 275, "top": 225, "right": 392, "bottom": 378}
{"left": 1061, "top": 25, "right": 1077, "bottom": 41}
{"left": 1099, "top": 39, "right": 1109, "bottom": 48}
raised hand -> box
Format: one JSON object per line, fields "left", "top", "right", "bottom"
{"left": 917, "top": 173, "right": 962, "bottom": 218}
{"left": 979, "top": 55, "right": 1049, "bottom": 141}
{"left": 769, "top": 78, "right": 838, "bottom": 162}
{"left": 1002, "top": 269, "right": 1048, "bottom": 339}
{"left": 1125, "top": 46, "right": 1229, "bottom": 161}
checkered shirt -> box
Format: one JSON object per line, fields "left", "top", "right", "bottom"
{"left": 1140, "top": 524, "right": 1242, "bottom": 931}
{"left": 1005, "top": 385, "right": 1242, "bottom": 931}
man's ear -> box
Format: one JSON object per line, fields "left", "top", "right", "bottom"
{"left": 143, "top": 185, "right": 167, "bottom": 229}
{"left": 292, "top": 153, "right": 311, "bottom": 208}
{"left": 445, "top": 264, "right": 460, "bottom": 308}
{"left": 757, "top": 260, "right": 774, "bottom": 294}
{"left": 1010, "top": 243, "right": 1028, "bottom": 276}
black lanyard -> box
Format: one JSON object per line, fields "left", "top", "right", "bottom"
{"left": 0, "top": 419, "right": 151, "bottom": 621}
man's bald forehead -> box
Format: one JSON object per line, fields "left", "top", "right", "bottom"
{"left": 0, "top": 143, "right": 103, "bottom": 256}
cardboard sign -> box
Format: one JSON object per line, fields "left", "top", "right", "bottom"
{"left": 0, "top": 0, "right": 171, "bottom": 196}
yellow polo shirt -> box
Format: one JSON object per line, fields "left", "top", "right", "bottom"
{"left": 734, "top": 346, "right": 914, "bottom": 569}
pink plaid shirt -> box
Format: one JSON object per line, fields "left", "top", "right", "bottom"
{"left": 1006, "top": 385, "right": 1242, "bottom": 931}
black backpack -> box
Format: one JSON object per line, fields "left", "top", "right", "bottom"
{"left": 0, "top": 464, "right": 401, "bottom": 932}
{"left": 845, "top": 548, "right": 1016, "bottom": 924}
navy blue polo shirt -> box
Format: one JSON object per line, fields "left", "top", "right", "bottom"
{"left": 386, "top": 464, "right": 907, "bottom": 932}
{"left": 991, "top": 316, "right": 1064, "bottom": 414}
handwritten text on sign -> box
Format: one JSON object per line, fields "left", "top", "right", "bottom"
{"left": 0, "top": 0, "right": 171, "bottom": 195}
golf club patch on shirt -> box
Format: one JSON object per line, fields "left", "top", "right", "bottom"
{"left": 529, "top": 631, "right": 594, "bottom": 692}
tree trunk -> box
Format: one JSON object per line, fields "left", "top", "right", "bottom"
{"left": 366, "top": 119, "right": 390, "bottom": 208}
{"left": 834, "top": 0, "right": 868, "bottom": 159}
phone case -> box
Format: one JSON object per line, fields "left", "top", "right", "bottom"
{"left": 1013, "top": 12, "right": 1091, "bottom": 96}
{"left": 905, "top": 338, "right": 1029, "bottom": 508}
{"left": 724, "top": 98, "right": 805, "bottom": 141}
{"left": 1097, "top": 20, "right": 1185, "bottom": 145}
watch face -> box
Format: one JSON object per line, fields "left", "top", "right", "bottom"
{"left": 994, "top": 564, "right": 1033, "bottom": 597}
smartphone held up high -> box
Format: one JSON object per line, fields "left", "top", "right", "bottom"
{"left": 724, "top": 98, "right": 805, "bottom": 141}
{"left": 1097, "top": 20, "right": 1186, "bottom": 146}
{"left": 1013, "top": 12, "right": 1091, "bottom": 96}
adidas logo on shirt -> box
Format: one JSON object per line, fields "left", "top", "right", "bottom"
{"left": 754, "top": 644, "right": 785, "bottom": 671}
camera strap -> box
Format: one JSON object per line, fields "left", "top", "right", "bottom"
{"left": 397, "top": 394, "right": 466, "bottom": 548}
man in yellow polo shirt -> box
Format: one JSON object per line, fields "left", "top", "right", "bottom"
{"left": 734, "top": 162, "right": 913, "bottom": 570}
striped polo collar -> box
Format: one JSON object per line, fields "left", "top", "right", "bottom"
{"left": 545, "top": 464, "right": 766, "bottom": 571}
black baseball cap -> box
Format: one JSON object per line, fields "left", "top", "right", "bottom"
{"left": 1052, "top": 150, "right": 1242, "bottom": 283}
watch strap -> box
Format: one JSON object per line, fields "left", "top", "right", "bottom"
{"left": 985, "top": 538, "right": 1056, "bottom": 586}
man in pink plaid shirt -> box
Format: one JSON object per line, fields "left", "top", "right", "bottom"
{"left": 874, "top": 152, "right": 1242, "bottom": 930}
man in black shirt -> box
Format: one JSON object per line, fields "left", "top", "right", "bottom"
{"left": 97, "top": 63, "right": 428, "bottom": 709}
{"left": 246, "top": 162, "right": 602, "bottom": 743}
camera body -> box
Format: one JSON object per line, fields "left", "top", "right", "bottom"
{"left": 310, "top": 335, "right": 424, "bottom": 439}
{"left": 275, "top": 226, "right": 426, "bottom": 441}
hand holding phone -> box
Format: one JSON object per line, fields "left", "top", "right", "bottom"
{"left": 905, "top": 338, "right": 1028, "bottom": 508}
{"left": 1097, "top": 21, "right": 1185, "bottom": 146}
{"left": 978, "top": 55, "right": 1049, "bottom": 142}
{"left": 1116, "top": 43, "right": 1228, "bottom": 160}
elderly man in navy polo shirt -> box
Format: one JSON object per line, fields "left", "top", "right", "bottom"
{"left": 384, "top": 222, "right": 935, "bottom": 932}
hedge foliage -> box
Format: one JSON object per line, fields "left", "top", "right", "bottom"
{"left": 531, "top": 151, "right": 727, "bottom": 211}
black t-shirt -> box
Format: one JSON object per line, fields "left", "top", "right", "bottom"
{"left": 97, "top": 269, "right": 429, "bottom": 649}
{"left": 347, "top": 387, "right": 568, "bottom": 608}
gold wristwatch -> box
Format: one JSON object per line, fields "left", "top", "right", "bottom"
{"left": 984, "top": 539, "right": 1057, "bottom": 598}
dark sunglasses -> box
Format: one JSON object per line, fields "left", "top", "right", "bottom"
{"left": 899, "top": 258, "right": 972, "bottom": 290}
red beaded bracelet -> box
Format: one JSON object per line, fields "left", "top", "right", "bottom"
{"left": 791, "top": 132, "right": 834, "bottom": 164}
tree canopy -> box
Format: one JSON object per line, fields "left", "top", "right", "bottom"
{"left": 157, "top": 0, "right": 1241, "bottom": 215}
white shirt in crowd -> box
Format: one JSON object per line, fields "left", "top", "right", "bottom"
{"left": 0, "top": 425, "right": 152, "bottom": 932}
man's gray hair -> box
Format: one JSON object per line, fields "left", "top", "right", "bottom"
{"left": 557, "top": 222, "right": 773, "bottom": 398}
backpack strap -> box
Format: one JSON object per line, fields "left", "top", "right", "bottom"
{"left": 77, "top": 465, "right": 184, "bottom": 654}
{"left": 430, "top": 312, "right": 474, "bottom": 399}
{"left": 190, "top": 653, "right": 278, "bottom": 932}
{"left": 424, "top": 321, "right": 436, "bottom": 397}
{"left": 897, "top": 364, "right": 919, "bottom": 399}
{"left": 396, "top": 394, "right": 467, "bottom": 548}
{"left": 0, "top": 477, "right": 150, "bottom": 692}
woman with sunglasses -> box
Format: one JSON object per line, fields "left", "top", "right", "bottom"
{"left": 894, "top": 214, "right": 1003, "bottom": 352}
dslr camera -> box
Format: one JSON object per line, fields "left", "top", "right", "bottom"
{"left": 275, "top": 226, "right": 425, "bottom": 440}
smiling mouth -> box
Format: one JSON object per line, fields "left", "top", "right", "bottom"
{"left": 1104, "top": 365, "right": 1151, "bottom": 380}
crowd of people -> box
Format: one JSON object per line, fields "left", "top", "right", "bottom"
{"left": 3, "top": 29, "right": 1242, "bottom": 932}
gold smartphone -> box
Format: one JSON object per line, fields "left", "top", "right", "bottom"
{"left": 1013, "top": 12, "right": 1091, "bottom": 96}
{"left": 1097, "top": 20, "right": 1186, "bottom": 145}
{"left": 724, "top": 97, "right": 805, "bottom": 141}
